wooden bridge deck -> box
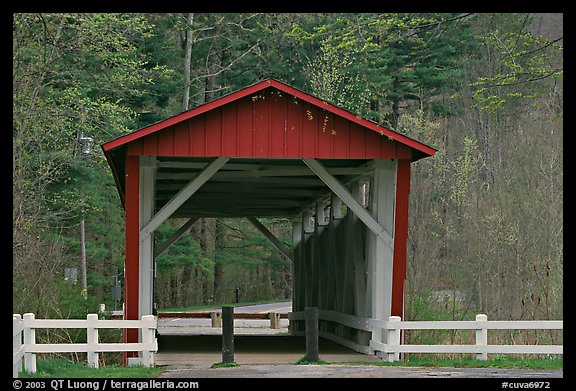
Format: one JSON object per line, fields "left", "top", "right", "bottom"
{"left": 155, "top": 334, "right": 380, "bottom": 366}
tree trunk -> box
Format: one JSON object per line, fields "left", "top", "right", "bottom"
{"left": 205, "top": 32, "right": 218, "bottom": 102}
{"left": 181, "top": 13, "right": 194, "bottom": 112}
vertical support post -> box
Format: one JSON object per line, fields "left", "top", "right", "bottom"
{"left": 87, "top": 314, "right": 99, "bottom": 368}
{"left": 305, "top": 307, "right": 319, "bottom": 362}
{"left": 369, "top": 160, "right": 397, "bottom": 349}
{"left": 141, "top": 315, "right": 156, "bottom": 367}
{"left": 476, "top": 314, "right": 488, "bottom": 360}
{"left": 303, "top": 211, "right": 314, "bottom": 308}
{"left": 13, "top": 314, "right": 22, "bottom": 378}
{"left": 23, "top": 313, "right": 36, "bottom": 373}
{"left": 386, "top": 316, "right": 401, "bottom": 362}
{"left": 291, "top": 218, "right": 302, "bottom": 333}
{"left": 222, "top": 306, "right": 235, "bottom": 363}
{"left": 392, "top": 159, "right": 410, "bottom": 318}
{"left": 139, "top": 156, "right": 156, "bottom": 320}
{"left": 124, "top": 155, "right": 140, "bottom": 360}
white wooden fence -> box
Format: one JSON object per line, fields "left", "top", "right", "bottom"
{"left": 12, "top": 313, "right": 157, "bottom": 378}
{"left": 290, "top": 311, "right": 563, "bottom": 362}
{"left": 372, "top": 314, "right": 563, "bottom": 362}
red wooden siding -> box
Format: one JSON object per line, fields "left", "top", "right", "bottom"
{"left": 391, "top": 159, "right": 411, "bottom": 318}
{"left": 123, "top": 155, "right": 140, "bottom": 357}
{"left": 126, "top": 88, "right": 414, "bottom": 160}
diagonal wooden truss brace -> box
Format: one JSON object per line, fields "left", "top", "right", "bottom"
{"left": 139, "top": 156, "right": 229, "bottom": 242}
{"left": 302, "top": 158, "right": 393, "bottom": 248}
{"left": 247, "top": 216, "right": 293, "bottom": 261}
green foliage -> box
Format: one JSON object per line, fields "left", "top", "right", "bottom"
{"left": 20, "top": 358, "right": 162, "bottom": 378}
{"left": 295, "top": 356, "right": 329, "bottom": 365}
{"left": 13, "top": 13, "right": 562, "bottom": 328}
{"left": 469, "top": 15, "right": 563, "bottom": 112}
{"left": 450, "top": 137, "right": 482, "bottom": 213}
{"left": 155, "top": 223, "right": 213, "bottom": 275}
{"left": 350, "top": 355, "right": 562, "bottom": 370}
{"left": 13, "top": 12, "right": 169, "bottom": 316}
{"left": 404, "top": 289, "right": 474, "bottom": 347}
{"left": 306, "top": 39, "right": 371, "bottom": 114}
{"left": 286, "top": 13, "right": 474, "bottom": 127}
{"left": 210, "top": 361, "right": 239, "bottom": 368}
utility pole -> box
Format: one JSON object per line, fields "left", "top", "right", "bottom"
{"left": 78, "top": 134, "right": 93, "bottom": 300}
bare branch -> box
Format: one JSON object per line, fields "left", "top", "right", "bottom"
{"left": 191, "top": 41, "right": 260, "bottom": 84}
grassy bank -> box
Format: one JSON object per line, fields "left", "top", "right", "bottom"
{"left": 19, "top": 354, "right": 562, "bottom": 378}
{"left": 349, "top": 355, "right": 563, "bottom": 370}
{"left": 19, "top": 359, "right": 162, "bottom": 378}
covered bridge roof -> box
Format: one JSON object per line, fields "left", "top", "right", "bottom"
{"left": 101, "top": 78, "right": 436, "bottom": 218}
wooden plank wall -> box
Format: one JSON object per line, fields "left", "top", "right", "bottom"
{"left": 291, "top": 181, "right": 372, "bottom": 347}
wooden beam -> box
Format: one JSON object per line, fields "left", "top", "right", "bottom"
{"left": 124, "top": 155, "right": 140, "bottom": 349}
{"left": 139, "top": 156, "right": 229, "bottom": 241}
{"left": 368, "top": 159, "right": 397, "bottom": 348}
{"left": 392, "top": 159, "right": 411, "bottom": 318}
{"left": 156, "top": 195, "right": 306, "bottom": 207}
{"left": 172, "top": 207, "right": 299, "bottom": 218}
{"left": 155, "top": 183, "right": 323, "bottom": 197}
{"left": 302, "top": 158, "right": 393, "bottom": 248}
{"left": 246, "top": 217, "right": 293, "bottom": 261}
{"left": 139, "top": 156, "right": 156, "bottom": 318}
{"left": 156, "top": 173, "right": 325, "bottom": 185}
{"left": 156, "top": 166, "right": 368, "bottom": 178}
{"left": 154, "top": 217, "right": 199, "bottom": 258}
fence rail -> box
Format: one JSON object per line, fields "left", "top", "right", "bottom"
{"left": 12, "top": 313, "right": 157, "bottom": 378}
{"left": 290, "top": 310, "right": 563, "bottom": 361}
{"left": 371, "top": 314, "right": 563, "bottom": 362}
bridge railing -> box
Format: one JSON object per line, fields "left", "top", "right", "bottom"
{"left": 371, "top": 314, "right": 563, "bottom": 362}
{"left": 12, "top": 313, "right": 157, "bottom": 378}
{"left": 289, "top": 310, "right": 372, "bottom": 353}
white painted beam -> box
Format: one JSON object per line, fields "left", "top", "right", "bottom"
{"left": 154, "top": 217, "right": 200, "bottom": 258}
{"left": 139, "top": 156, "right": 156, "bottom": 320}
{"left": 247, "top": 217, "right": 293, "bottom": 261}
{"left": 302, "top": 158, "right": 393, "bottom": 248}
{"left": 139, "top": 156, "right": 229, "bottom": 242}
{"left": 369, "top": 159, "right": 397, "bottom": 347}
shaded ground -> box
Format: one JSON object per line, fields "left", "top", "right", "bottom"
{"left": 155, "top": 334, "right": 379, "bottom": 365}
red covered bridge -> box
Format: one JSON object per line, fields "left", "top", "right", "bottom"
{"left": 101, "top": 78, "right": 436, "bottom": 360}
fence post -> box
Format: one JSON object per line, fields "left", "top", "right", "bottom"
{"left": 475, "top": 314, "right": 488, "bottom": 360}
{"left": 305, "top": 307, "right": 319, "bottom": 362}
{"left": 222, "top": 306, "right": 235, "bottom": 363}
{"left": 211, "top": 311, "right": 222, "bottom": 328}
{"left": 141, "top": 315, "right": 156, "bottom": 367}
{"left": 13, "top": 314, "right": 22, "bottom": 378}
{"left": 270, "top": 312, "right": 281, "bottom": 329}
{"left": 23, "top": 313, "right": 36, "bottom": 373}
{"left": 87, "top": 314, "right": 99, "bottom": 368}
{"left": 386, "top": 316, "right": 401, "bottom": 362}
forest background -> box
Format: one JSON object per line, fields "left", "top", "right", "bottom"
{"left": 13, "top": 13, "right": 563, "bottom": 325}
